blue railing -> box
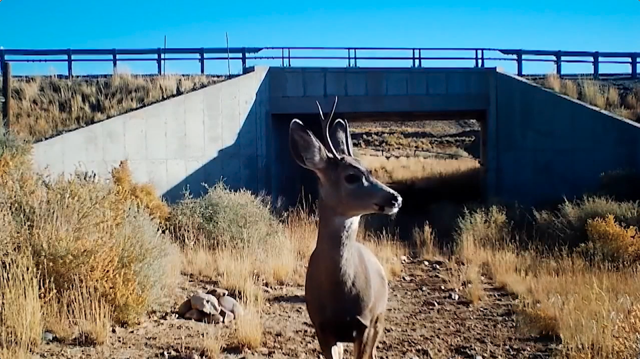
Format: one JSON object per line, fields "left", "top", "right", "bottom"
{"left": 0, "top": 47, "right": 638, "bottom": 79}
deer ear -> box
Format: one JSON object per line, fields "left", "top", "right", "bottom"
{"left": 289, "top": 119, "right": 328, "bottom": 171}
{"left": 329, "top": 119, "right": 354, "bottom": 157}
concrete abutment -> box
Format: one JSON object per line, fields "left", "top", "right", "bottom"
{"left": 31, "top": 66, "right": 640, "bottom": 208}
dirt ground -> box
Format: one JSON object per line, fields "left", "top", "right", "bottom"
{"left": 36, "top": 259, "right": 555, "bottom": 359}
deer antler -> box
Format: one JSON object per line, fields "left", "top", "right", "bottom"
{"left": 315, "top": 96, "right": 340, "bottom": 159}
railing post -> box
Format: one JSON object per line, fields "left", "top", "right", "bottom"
{"left": 67, "top": 49, "right": 73, "bottom": 78}
{"left": 474, "top": 49, "right": 479, "bottom": 67}
{"left": 2, "top": 61, "right": 11, "bottom": 131}
{"left": 631, "top": 55, "right": 638, "bottom": 80}
{"left": 481, "top": 50, "right": 485, "bottom": 67}
{"left": 241, "top": 48, "right": 247, "bottom": 73}
{"left": 157, "top": 48, "right": 162, "bottom": 75}
{"left": 354, "top": 49, "right": 358, "bottom": 67}
{"left": 593, "top": 52, "right": 599, "bottom": 79}
{"left": 555, "top": 52, "right": 562, "bottom": 76}
{"left": 516, "top": 50, "right": 523, "bottom": 76}
{"left": 347, "top": 49, "right": 351, "bottom": 67}
{"left": 412, "top": 49, "right": 416, "bottom": 68}
{"left": 112, "top": 49, "right": 117, "bottom": 73}
{"left": 418, "top": 49, "right": 422, "bottom": 67}
{"left": 287, "top": 48, "right": 291, "bottom": 67}
{"left": 200, "top": 48, "right": 205, "bottom": 75}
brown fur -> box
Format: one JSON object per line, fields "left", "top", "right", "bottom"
{"left": 289, "top": 98, "right": 403, "bottom": 359}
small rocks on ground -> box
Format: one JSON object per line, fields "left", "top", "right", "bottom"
{"left": 177, "top": 287, "right": 243, "bottom": 325}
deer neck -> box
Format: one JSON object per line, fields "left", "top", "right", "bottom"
{"left": 315, "top": 201, "right": 360, "bottom": 254}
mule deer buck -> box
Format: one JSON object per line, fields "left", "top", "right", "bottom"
{"left": 288, "top": 97, "right": 403, "bottom": 359}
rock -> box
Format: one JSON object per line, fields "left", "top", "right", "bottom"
{"left": 218, "top": 295, "right": 244, "bottom": 317}
{"left": 432, "top": 264, "right": 441, "bottom": 271}
{"left": 206, "top": 287, "right": 228, "bottom": 299}
{"left": 204, "top": 312, "right": 223, "bottom": 324}
{"left": 427, "top": 300, "right": 439, "bottom": 308}
{"left": 261, "top": 285, "right": 274, "bottom": 294}
{"left": 42, "top": 331, "right": 55, "bottom": 342}
{"left": 421, "top": 286, "right": 428, "bottom": 292}
{"left": 449, "top": 292, "right": 460, "bottom": 301}
{"left": 220, "top": 307, "right": 235, "bottom": 323}
{"left": 177, "top": 298, "right": 192, "bottom": 318}
{"left": 423, "top": 260, "right": 430, "bottom": 266}
{"left": 402, "top": 275, "right": 411, "bottom": 282}
{"left": 190, "top": 293, "right": 221, "bottom": 315}
{"left": 400, "top": 255, "right": 408, "bottom": 263}
{"left": 475, "top": 356, "right": 483, "bottom": 359}
{"left": 184, "top": 309, "right": 206, "bottom": 322}
{"left": 258, "top": 347, "right": 270, "bottom": 355}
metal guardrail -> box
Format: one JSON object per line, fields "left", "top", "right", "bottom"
{"left": 0, "top": 47, "right": 638, "bottom": 79}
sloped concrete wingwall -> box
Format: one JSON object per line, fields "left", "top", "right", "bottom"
{"left": 32, "top": 66, "right": 272, "bottom": 203}
{"left": 489, "top": 71, "right": 640, "bottom": 206}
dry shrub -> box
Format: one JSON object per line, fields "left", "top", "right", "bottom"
{"left": 173, "top": 183, "right": 297, "bottom": 296}
{"left": 0, "top": 127, "right": 181, "bottom": 328}
{"left": 111, "top": 160, "right": 170, "bottom": 225}
{"left": 5, "top": 74, "right": 224, "bottom": 142}
{"left": 455, "top": 204, "right": 640, "bottom": 358}
{"left": 581, "top": 214, "right": 640, "bottom": 265}
{"left": 534, "top": 196, "right": 640, "bottom": 249}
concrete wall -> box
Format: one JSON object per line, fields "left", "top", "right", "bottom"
{"left": 488, "top": 71, "right": 640, "bottom": 206}
{"left": 33, "top": 66, "right": 271, "bottom": 202}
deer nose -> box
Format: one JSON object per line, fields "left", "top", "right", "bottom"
{"left": 391, "top": 195, "right": 402, "bottom": 208}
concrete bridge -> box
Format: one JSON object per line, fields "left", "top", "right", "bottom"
{"left": 32, "top": 66, "right": 640, "bottom": 207}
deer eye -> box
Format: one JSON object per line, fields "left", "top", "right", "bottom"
{"left": 344, "top": 173, "right": 362, "bottom": 185}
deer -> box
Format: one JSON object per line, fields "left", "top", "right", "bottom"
{"left": 288, "top": 96, "right": 403, "bottom": 359}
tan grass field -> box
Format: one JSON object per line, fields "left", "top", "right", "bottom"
{"left": 2, "top": 75, "right": 640, "bottom": 358}
{"left": 1, "top": 74, "right": 224, "bottom": 142}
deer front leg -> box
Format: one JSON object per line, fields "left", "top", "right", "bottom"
{"left": 356, "top": 314, "right": 385, "bottom": 359}
{"left": 316, "top": 328, "right": 343, "bottom": 359}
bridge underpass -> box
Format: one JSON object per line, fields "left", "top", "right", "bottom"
{"left": 270, "top": 111, "right": 487, "bottom": 209}
{"left": 31, "top": 65, "right": 640, "bottom": 209}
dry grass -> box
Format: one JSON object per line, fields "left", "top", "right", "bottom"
{"left": 203, "top": 327, "right": 228, "bottom": 358}
{"left": 43, "top": 278, "right": 112, "bottom": 346}
{"left": 413, "top": 222, "right": 437, "bottom": 259}
{"left": 2, "top": 74, "right": 224, "bottom": 142}
{"left": 454, "top": 202, "right": 640, "bottom": 358}
{"left": 359, "top": 155, "right": 480, "bottom": 185}
{"left": 0, "top": 253, "right": 42, "bottom": 358}
{"left": 0, "top": 126, "right": 181, "bottom": 355}
{"left": 539, "top": 73, "right": 640, "bottom": 122}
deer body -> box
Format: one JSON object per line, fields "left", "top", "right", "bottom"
{"left": 289, "top": 97, "right": 402, "bottom": 359}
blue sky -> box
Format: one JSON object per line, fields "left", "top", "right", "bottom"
{"left": 0, "top": 0, "right": 638, "bottom": 76}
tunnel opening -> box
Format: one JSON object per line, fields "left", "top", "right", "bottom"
{"left": 271, "top": 110, "right": 488, "bottom": 247}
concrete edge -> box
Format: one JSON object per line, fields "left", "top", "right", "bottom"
{"left": 496, "top": 69, "right": 640, "bottom": 129}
